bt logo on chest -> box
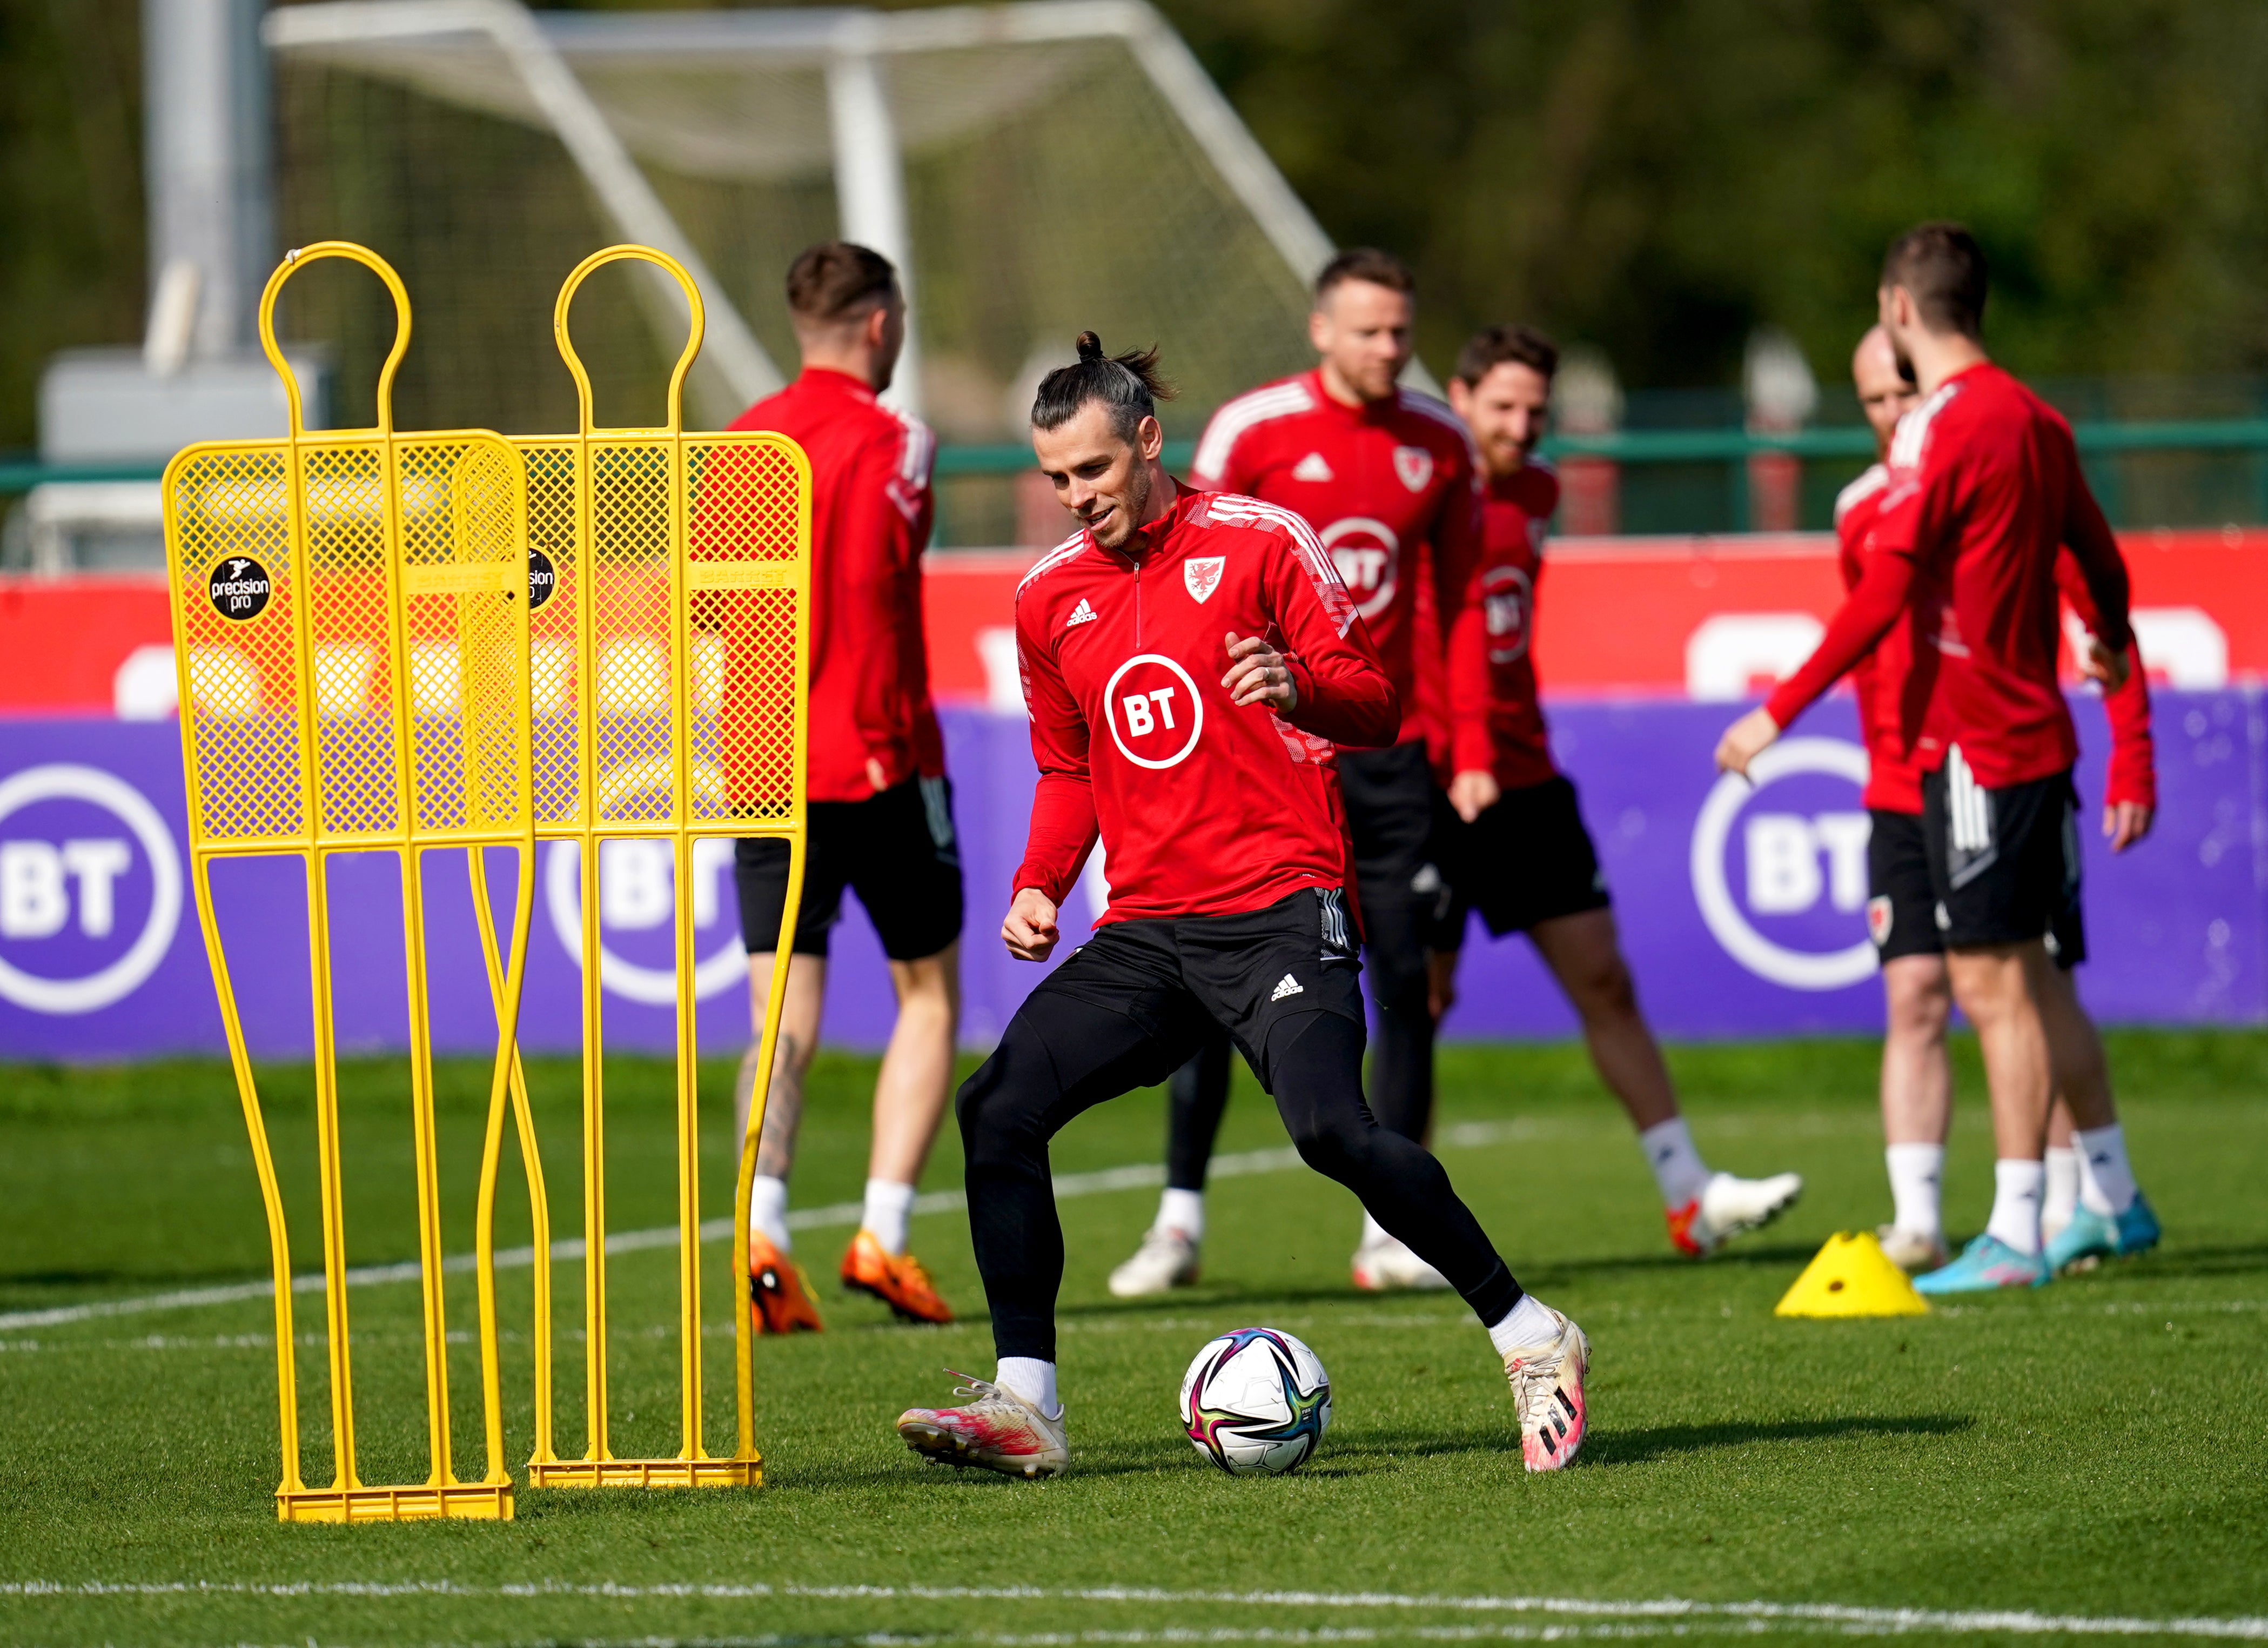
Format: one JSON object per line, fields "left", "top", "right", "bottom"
{"left": 1319, "top": 518, "right": 1399, "bottom": 621}
{"left": 1104, "top": 654, "right": 1206, "bottom": 769}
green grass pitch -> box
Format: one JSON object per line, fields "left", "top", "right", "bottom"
{"left": 2, "top": 1030, "right": 2264, "bottom": 1646}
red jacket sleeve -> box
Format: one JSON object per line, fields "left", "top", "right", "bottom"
{"left": 1431, "top": 454, "right": 1489, "bottom": 774}
{"left": 2056, "top": 550, "right": 2155, "bottom": 809}
{"left": 2057, "top": 439, "right": 2134, "bottom": 654}
{"left": 1263, "top": 520, "right": 1400, "bottom": 748}
{"left": 1763, "top": 548, "right": 1917, "bottom": 731}
{"left": 838, "top": 423, "right": 934, "bottom": 792}
{"left": 1010, "top": 608, "right": 1100, "bottom": 902}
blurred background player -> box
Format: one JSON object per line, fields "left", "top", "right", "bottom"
{"left": 896, "top": 335, "right": 1589, "bottom": 1478}
{"left": 1840, "top": 325, "right": 2162, "bottom": 1273}
{"left": 1718, "top": 224, "right": 2138, "bottom": 1293}
{"left": 1110, "top": 249, "right": 1483, "bottom": 1296}
{"left": 728, "top": 243, "right": 961, "bottom": 1331}
{"left": 1432, "top": 325, "right": 1803, "bottom": 1257}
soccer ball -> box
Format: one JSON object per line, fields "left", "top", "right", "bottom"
{"left": 1179, "top": 1327, "right": 1331, "bottom": 1475}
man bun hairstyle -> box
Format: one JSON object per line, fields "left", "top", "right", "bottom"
{"left": 1030, "top": 331, "right": 1176, "bottom": 440}
{"left": 786, "top": 240, "right": 897, "bottom": 324}
{"left": 1454, "top": 323, "right": 1559, "bottom": 387}
{"left": 1882, "top": 222, "right": 1988, "bottom": 340}
{"left": 1316, "top": 246, "right": 1416, "bottom": 304}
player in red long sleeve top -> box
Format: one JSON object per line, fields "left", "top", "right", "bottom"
{"left": 725, "top": 244, "right": 963, "bottom": 1333}
{"left": 1431, "top": 325, "right": 1803, "bottom": 1260}
{"left": 1719, "top": 225, "right": 2157, "bottom": 1291}
{"left": 1111, "top": 250, "right": 1483, "bottom": 1301}
{"left": 894, "top": 335, "right": 1591, "bottom": 1481}
{"left": 1834, "top": 325, "right": 2162, "bottom": 1276}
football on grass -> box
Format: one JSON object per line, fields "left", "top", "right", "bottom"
{"left": 1179, "top": 1327, "right": 1332, "bottom": 1475}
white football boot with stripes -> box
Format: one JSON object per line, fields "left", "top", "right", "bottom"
{"left": 1502, "top": 1305, "right": 1591, "bottom": 1471}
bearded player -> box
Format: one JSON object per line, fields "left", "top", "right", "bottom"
{"left": 1110, "top": 249, "right": 1483, "bottom": 1297}
{"left": 1719, "top": 224, "right": 2137, "bottom": 1293}
{"left": 727, "top": 243, "right": 959, "bottom": 1332}
{"left": 894, "top": 335, "right": 1590, "bottom": 1478}
{"left": 1425, "top": 324, "right": 1803, "bottom": 1256}
{"left": 1838, "top": 325, "right": 2161, "bottom": 1274}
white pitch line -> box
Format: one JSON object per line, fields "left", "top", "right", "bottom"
{"left": 3, "top": 1578, "right": 2264, "bottom": 1640}
{"left": 0, "top": 1120, "right": 1546, "bottom": 1334}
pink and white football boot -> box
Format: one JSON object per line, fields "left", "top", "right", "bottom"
{"left": 896, "top": 1370, "right": 1069, "bottom": 1479}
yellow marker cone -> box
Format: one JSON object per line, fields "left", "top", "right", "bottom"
{"left": 1774, "top": 1231, "right": 1929, "bottom": 1317}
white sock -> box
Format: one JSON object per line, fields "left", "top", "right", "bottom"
{"left": 1884, "top": 1143, "right": 1945, "bottom": 1239}
{"left": 2042, "top": 1146, "right": 2080, "bottom": 1231}
{"left": 861, "top": 1179, "right": 917, "bottom": 1256}
{"left": 1985, "top": 1158, "right": 2045, "bottom": 1255}
{"left": 1638, "top": 1117, "right": 1711, "bottom": 1209}
{"left": 2074, "top": 1124, "right": 2138, "bottom": 1216}
{"left": 1486, "top": 1293, "right": 1561, "bottom": 1357}
{"left": 748, "top": 1174, "right": 790, "bottom": 1251}
{"left": 1359, "top": 1209, "right": 1394, "bottom": 1248}
{"left": 1154, "top": 1187, "right": 1205, "bottom": 1242}
{"left": 994, "top": 1356, "right": 1061, "bottom": 1419}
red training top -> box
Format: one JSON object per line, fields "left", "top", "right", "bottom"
{"left": 728, "top": 367, "right": 943, "bottom": 802}
{"left": 1191, "top": 369, "right": 1482, "bottom": 751}
{"left": 1835, "top": 461, "right": 2155, "bottom": 814}
{"left": 1012, "top": 484, "right": 1399, "bottom": 924}
{"left": 1766, "top": 361, "right": 2133, "bottom": 789}
{"left": 1444, "top": 460, "right": 1563, "bottom": 790}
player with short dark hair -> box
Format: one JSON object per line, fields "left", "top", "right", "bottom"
{"left": 1717, "top": 224, "right": 2140, "bottom": 1292}
{"left": 1430, "top": 325, "right": 1803, "bottom": 1256}
{"left": 1108, "top": 248, "right": 1487, "bottom": 1298}
{"left": 893, "top": 334, "right": 1590, "bottom": 1479}
{"left": 727, "top": 241, "right": 961, "bottom": 1332}
{"left": 1839, "top": 325, "right": 2161, "bottom": 1274}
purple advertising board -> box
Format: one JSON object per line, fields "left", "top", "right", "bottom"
{"left": 0, "top": 691, "right": 2256, "bottom": 1062}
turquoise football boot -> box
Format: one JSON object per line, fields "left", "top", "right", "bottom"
{"left": 1913, "top": 1233, "right": 2050, "bottom": 1295}
{"left": 2044, "top": 1191, "right": 2161, "bottom": 1274}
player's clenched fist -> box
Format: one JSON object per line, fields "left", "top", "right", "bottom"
{"left": 1003, "top": 886, "right": 1062, "bottom": 962}
{"left": 1222, "top": 631, "right": 1300, "bottom": 713}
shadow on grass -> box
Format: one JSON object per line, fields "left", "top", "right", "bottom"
{"left": 1583, "top": 1412, "right": 1972, "bottom": 1466}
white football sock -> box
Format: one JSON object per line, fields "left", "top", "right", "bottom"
{"left": 748, "top": 1174, "right": 790, "bottom": 1251}
{"left": 2042, "top": 1146, "right": 2081, "bottom": 1232}
{"left": 1884, "top": 1143, "right": 1945, "bottom": 1239}
{"left": 1154, "top": 1187, "right": 1205, "bottom": 1242}
{"left": 1984, "top": 1158, "right": 2045, "bottom": 1255}
{"left": 1638, "top": 1117, "right": 1711, "bottom": 1209}
{"left": 1486, "top": 1293, "right": 1561, "bottom": 1357}
{"left": 1359, "top": 1209, "right": 1394, "bottom": 1248}
{"left": 994, "top": 1356, "right": 1060, "bottom": 1419}
{"left": 2074, "top": 1124, "right": 2138, "bottom": 1216}
{"left": 861, "top": 1178, "right": 917, "bottom": 1256}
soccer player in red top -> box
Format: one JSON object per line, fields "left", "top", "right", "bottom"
{"left": 1109, "top": 249, "right": 1485, "bottom": 1299}
{"left": 726, "top": 244, "right": 959, "bottom": 1332}
{"left": 1716, "top": 223, "right": 2141, "bottom": 1292}
{"left": 1838, "top": 325, "right": 2161, "bottom": 1276}
{"left": 893, "top": 335, "right": 1589, "bottom": 1479}
{"left": 1430, "top": 324, "right": 1803, "bottom": 1258}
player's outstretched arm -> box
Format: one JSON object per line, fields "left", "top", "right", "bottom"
{"left": 1010, "top": 615, "right": 1101, "bottom": 950}
{"left": 1717, "top": 547, "right": 1920, "bottom": 777}
{"left": 2055, "top": 547, "right": 2154, "bottom": 848}
{"left": 1258, "top": 527, "right": 1400, "bottom": 747}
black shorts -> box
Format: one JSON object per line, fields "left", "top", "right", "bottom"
{"left": 734, "top": 774, "right": 964, "bottom": 961}
{"left": 1865, "top": 809, "right": 1942, "bottom": 964}
{"left": 1026, "top": 887, "right": 1363, "bottom": 1090}
{"left": 1918, "top": 759, "right": 2086, "bottom": 964}
{"left": 1337, "top": 741, "right": 1442, "bottom": 999}
{"left": 1433, "top": 773, "right": 1611, "bottom": 947}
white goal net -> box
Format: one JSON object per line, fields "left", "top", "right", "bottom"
{"left": 265, "top": 0, "right": 1332, "bottom": 509}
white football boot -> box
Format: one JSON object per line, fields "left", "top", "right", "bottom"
{"left": 1108, "top": 1226, "right": 1200, "bottom": 1297}
{"left": 1501, "top": 1304, "right": 1591, "bottom": 1471}
{"left": 1351, "top": 1230, "right": 1452, "bottom": 1291}
{"left": 1667, "top": 1170, "right": 1804, "bottom": 1257}
{"left": 896, "top": 1370, "right": 1069, "bottom": 1479}
{"left": 1875, "top": 1223, "right": 1949, "bottom": 1272}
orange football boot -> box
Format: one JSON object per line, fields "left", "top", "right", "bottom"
{"left": 841, "top": 1228, "right": 955, "bottom": 1324}
{"left": 749, "top": 1233, "right": 824, "bottom": 1334}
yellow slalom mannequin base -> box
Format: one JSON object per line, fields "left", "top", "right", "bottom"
{"left": 1775, "top": 1232, "right": 1931, "bottom": 1318}
{"left": 166, "top": 243, "right": 539, "bottom": 1525}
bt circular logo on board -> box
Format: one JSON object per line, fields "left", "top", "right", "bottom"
{"left": 0, "top": 763, "right": 183, "bottom": 1015}
{"left": 1688, "top": 738, "right": 1876, "bottom": 992}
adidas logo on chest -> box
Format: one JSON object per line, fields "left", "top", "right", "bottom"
{"left": 1292, "top": 452, "right": 1334, "bottom": 483}
{"left": 1066, "top": 598, "right": 1098, "bottom": 627}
